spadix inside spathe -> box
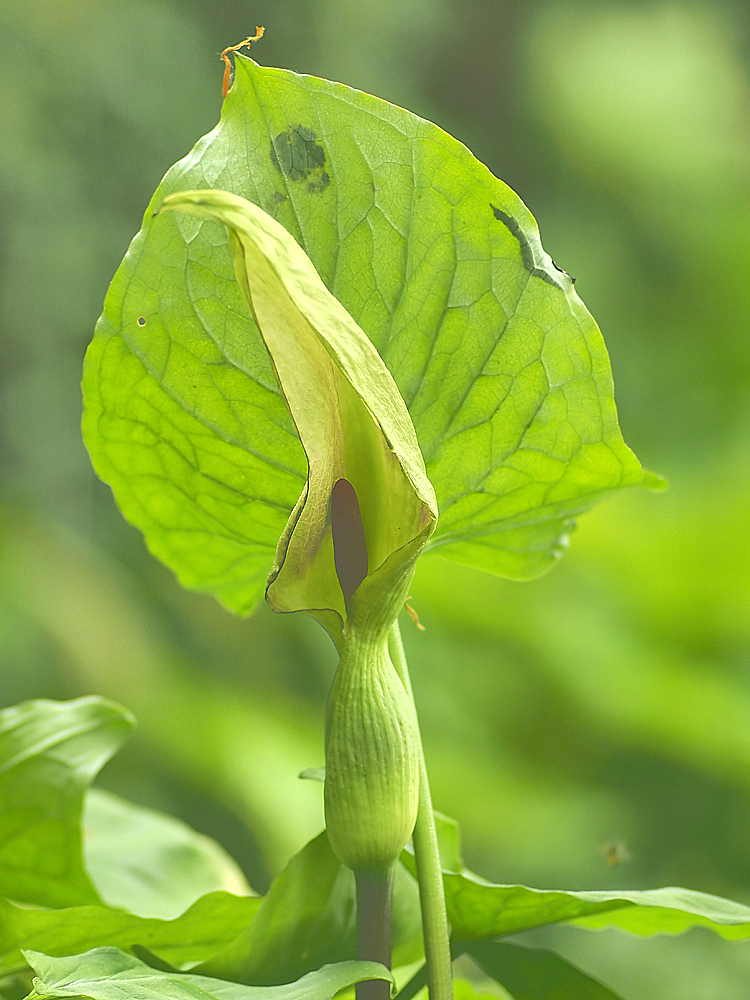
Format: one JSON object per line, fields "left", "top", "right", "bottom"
{"left": 160, "top": 190, "right": 437, "bottom": 633}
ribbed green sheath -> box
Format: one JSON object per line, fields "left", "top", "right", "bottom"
{"left": 325, "top": 632, "right": 420, "bottom": 871}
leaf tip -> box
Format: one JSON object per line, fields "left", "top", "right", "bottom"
{"left": 220, "top": 28, "right": 265, "bottom": 99}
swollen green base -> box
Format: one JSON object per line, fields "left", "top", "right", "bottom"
{"left": 325, "top": 632, "right": 420, "bottom": 871}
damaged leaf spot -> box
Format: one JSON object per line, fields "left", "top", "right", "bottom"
{"left": 271, "top": 125, "right": 330, "bottom": 193}
{"left": 137, "top": 317, "right": 146, "bottom": 327}
{"left": 266, "top": 191, "right": 288, "bottom": 217}
{"left": 490, "top": 203, "right": 569, "bottom": 291}
{"left": 551, "top": 256, "right": 576, "bottom": 284}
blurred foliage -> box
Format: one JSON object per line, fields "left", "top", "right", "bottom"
{"left": 1, "top": 1, "right": 749, "bottom": 997}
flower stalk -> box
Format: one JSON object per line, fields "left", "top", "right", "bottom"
{"left": 355, "top": 866, "right": 395, "bottom": 1000}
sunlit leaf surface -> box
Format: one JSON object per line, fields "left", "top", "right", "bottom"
{"left": 83, "top": 57, "right": 643, "bottom": 614}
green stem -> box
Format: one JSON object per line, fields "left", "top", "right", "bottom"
{"left": 389, "top": 621, "right": 453, "bottom": 1000}
{"left": 355, "top": 865, "right": 394, "bottom": 1000}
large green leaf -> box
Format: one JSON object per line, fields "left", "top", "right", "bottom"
{"left": 26, "top": 948, "right": 393, "bottom": 1000}
{"left": 444, "top": 872, "right": 750, "bottom": 942}
{"left": 464, "top": 940, "right": 624, "bottom": 1000}
{"left": 82, "top": 57, "right": 644, "bottom": 614}
{"left": 0, "top": 892, "right": 259, "bottom": 978}
{"left": 84, "top": 788, "right": 252, "bottom": 919}
{"left": 198, "top": 831, "right": 422, "bottom": 985}
{"left": 402, "top": 820, "right": 750, "bottom": 941}
{"left": 0, "top": 698, "right": 133, "bottom": 908}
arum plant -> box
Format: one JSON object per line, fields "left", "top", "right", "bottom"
{"left": 157, "top": 188, "right": 444, "bottom": 1000}
{"left": 80, "top": 49, "right": 647, "bottom": 999}
{"left": 32, "top": 46, "right": 750, "bottom": 1000}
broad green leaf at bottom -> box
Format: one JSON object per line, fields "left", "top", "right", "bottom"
{"left": 26, "top": 948, "right": 393, "bottom": 1000}
{"left": 443, "top": 871, "right": 750, "bottom": 941}
{"left": 197, "top": 831, "right": 422, "bottom": 986}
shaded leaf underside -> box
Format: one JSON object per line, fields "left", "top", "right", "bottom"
{"left": 465, "top": 939, "right": 625, "bottom": 1000}
{"left": 83, "top": 57, "right": 643, "bottom": 614}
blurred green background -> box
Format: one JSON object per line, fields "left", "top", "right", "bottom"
{"left": 1, "top": 1, "right": 749, "bottom": 996}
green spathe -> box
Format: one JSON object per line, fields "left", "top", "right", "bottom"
{"left": 159, "top": 190, "right": 431, "bottom": 869}
{"left": 160, "top": 189, "right": 437, "bottom": 640}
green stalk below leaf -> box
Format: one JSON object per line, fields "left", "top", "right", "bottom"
{"left": 355, "top": 867, "right": 395, "bottom": 1000}
{"left": 389, "top": 623, "right": 453, "bottom": 1000}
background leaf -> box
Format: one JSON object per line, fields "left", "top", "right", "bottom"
{"left": 84, "top": 788, "right": 252, "bottom": 919}
{"left": 26, "top": 948, "right": 393, "bottom": 1000}
{"left": 0, "top": 892, "right": 259, "bottom": 978}
{"left": 0, "top": 702, "right": 261, "bottom": 978}
{"left": 449, "top": 979, "right": 510, "bottom": 1000}
{"left": 0, "top": 698, "right": 133, "bottom": 908}
{"left": 82, "top": 57, "right": 642, "bottom": 615}
{"left": 443, "top": 870, "right": 750, "bottom": 942}
{"left": 198, "top": 831, "right": 422, "bottom": 985}
{"left": 402, "top": 819, "right": 750, "bottom": 941}
{"left": 464, "top": 939, "right": 624, "bottom": 1000}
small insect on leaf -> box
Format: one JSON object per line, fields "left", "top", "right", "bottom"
{"left": 220, "top": 27, "right": 265, "bottom": 99}
{"left": 330, "top": 478, "right": 368, "bottom": 608}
